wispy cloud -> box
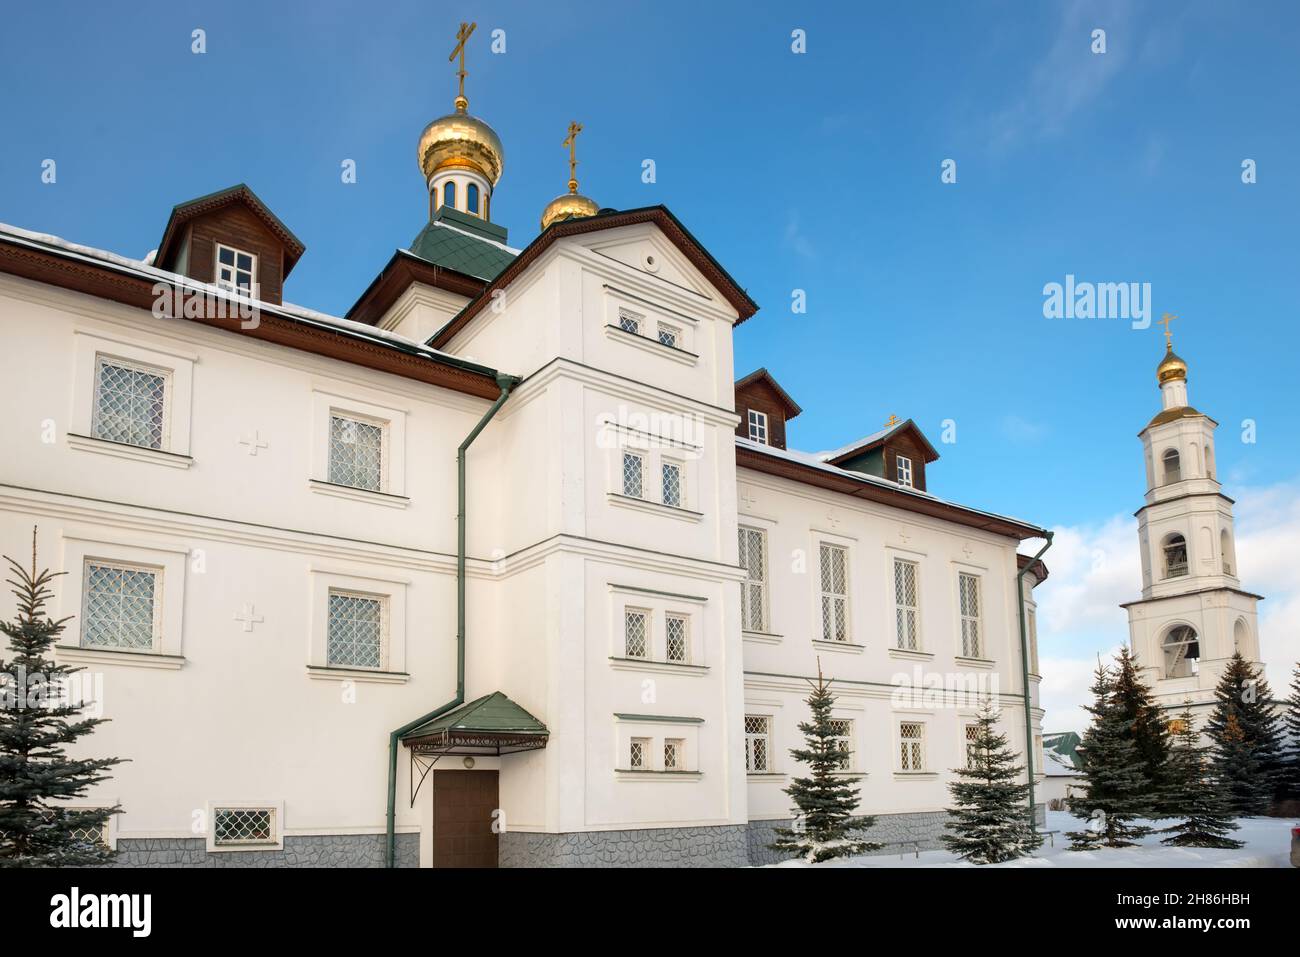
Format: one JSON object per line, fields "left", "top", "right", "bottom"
{"left": 1001, "top": 414, "right": 1048, "bottom": 443}
{"left": 783, "top": 210, "right": 815, "bottom": 260}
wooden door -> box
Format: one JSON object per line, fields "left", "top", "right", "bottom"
{"left": 431, "top": 769, "right": 499, "bottom": 868}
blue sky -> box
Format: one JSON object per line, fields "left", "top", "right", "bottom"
{"left": 3, "top": 1, "right": 1298, "bottom": 725}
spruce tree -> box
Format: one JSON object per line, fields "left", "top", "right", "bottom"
{"left": 941, "top": 700, "right": 1041, "bottom": 863}
{"left": 1067, "top": 662, "right": 1153, "bottom": 848}
{"left": 1111, "top": 645, "right": 1172, "bottom": 816}
{"left": 769, "top": 665, "right": 881, "bottom": 863}
{"left": 0, "top": 530, "right": 123, "bottom": 866}
{"left": 1204, "top": 652, "right": 1283, "bottom": 816}
{"left": 1160, "top": 706, "right": 1242, "bottom": 848}
{"left": 1279, "top": 662, "right": 1300, "bottom": 807}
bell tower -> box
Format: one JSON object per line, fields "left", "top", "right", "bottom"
{"left": 1121, "top": 316, "right": 1266, "bottom": 722}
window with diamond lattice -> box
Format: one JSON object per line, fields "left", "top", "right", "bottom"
{"left": 899, "top": 721, "right": 925, "bottom": 771}
{"left": 629, "top": 737, "right": 649, "bottom": 770}
{"left": 828, "top": 718, "right": 853, "bottom": 771}
{"left": 819, "top": 543, "right": 849, "bottom": 642}
{"left": 93, "top": 358, "right": 167, "bottom": 450}
{"left": 82, "top": 561, "right": 159, "bottom": 651}
{"left": 965, "top": 723, "right": 981, "bottom": 769}
{"left": 329, "top": 414, "right": 384, "bottom": 492}
{"left": 213, "top": 807, "right": 275, "bottom": 846}
{"left": 624, "top": 609, "right": 648, "bottom": 658}
{"left": 738, "top": 527, "right": 768, "bottom": 632}
{"left": 745, "top": 715, "right": 771, "bottom": 772}
{"left": 618, "top": 311, "right": 641, "bottom": 335}
{"left": 893, "top": 559, "right": 920, "bottom": 650}
{"left": 666, "top": 615, "right": 688, "bottom": 662}
{"left": 327, "top": 591, "right": 384, "bottom": 669}
{"left": 622, "top": 451, "right": 644, "bottom": 498}
{"left": 662, "top": 461, "right": 682, "bottom": 507}
{"left": 657, "top": 324, "right": 679, "bottom": 348}
{"left": 664, "top": 738, "right": 684, "bottom": 770}
{"left": 958, "top": 572, "right": 982, "bottom": 658}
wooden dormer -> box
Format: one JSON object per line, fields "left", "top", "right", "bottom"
{"left": 820, "top": 419, "right": 940, "bottom": 492}
{"left": 154, "top": 184, "right": 305, "bottom": 306}
{"left": 734, "top": 368, "right": 802, "bottom": 450}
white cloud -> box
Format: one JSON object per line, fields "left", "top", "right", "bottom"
{"left": 1029, "top": 478, "right": 1300, "bottom": 734}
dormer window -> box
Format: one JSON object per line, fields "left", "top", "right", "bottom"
{"left": 748, "top": 410, "right": 769, "bottom": 445}
{"left": 896, "top": 455, "right": 914, "bottom": 487}
{"left": 216, "top": 244, "right": 256, "bottom": 296}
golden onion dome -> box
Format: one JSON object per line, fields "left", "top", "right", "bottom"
{"left": 540, "top": 190, "right": 600, "bottom": 231}
{"left": 1157, "top": 345, "right": 1188, "bottom": 384}
{"left": 417, "top": 98, "right": 504, "bottom": 186}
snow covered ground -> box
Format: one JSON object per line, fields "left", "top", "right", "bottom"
{"left": 770, "top": 811, "right": 1299, "bottom": 868}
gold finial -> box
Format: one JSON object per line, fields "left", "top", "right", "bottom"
{"left": 1158, "top": 312, "right": 1177, "bottom": 350}
{"left": 449, "top": 21, "right": 477, "bottom": 112}
{"left": 885, "top": 414, "right": 900, "bottom": 428}
{"left": 562, "top": 121, "right": 583, "bottom": 194}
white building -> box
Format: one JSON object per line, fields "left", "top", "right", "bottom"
{"left": 0, "top": 37, "right": 1050, "bottom": 867}
{"left": 1121, "top": 334, "right": 1268, "bottom": 723}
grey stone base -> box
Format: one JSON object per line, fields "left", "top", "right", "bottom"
{"left": 109, "top": 833, "right": 419, "bottom": 868}
{"left": 499, "top": 824, "right": 749, "bottom": 867}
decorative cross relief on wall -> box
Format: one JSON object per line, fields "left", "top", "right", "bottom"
{"left": 739, "top": 485, "right": 758, "bottom": 510}
{"left": 826, "top": 511, "right": 841, "bottom": 528}
{"left": 238, "top": 431, "right": 268, "bottom": 456}
{"left": 897, "top": 526, "right": 912, "bottom": 544}
{"left": 961, "top": 541, "right": 974, "bottom": 559}
{"left": 234, "top": 604, "right": 265, "bottom": 632}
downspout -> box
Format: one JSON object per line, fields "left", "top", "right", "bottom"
{"left": 385, "top": 372, "right": 520, "bottom": 868}
{"left": 1016, "top": 530, "right": 1053, "bottom": 834}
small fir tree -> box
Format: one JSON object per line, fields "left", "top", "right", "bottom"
{"left": 0, "top": 529, "right": 123, "bottom": 866}
{"left": 1111, "top": 645, "right": 1172, "bottom": 816}
{"left": 1205, "top": 652, "right": 1283, "bottom": 816}
{"left": 769, "top": 665, "right": 881, "bottom": 863}
{"left": 1067, "top": 661, "right": 1153, "bottom": 848}
{"left": 1159, "top": 706, "right": 1242, "bottom": 848}
{"left": 941, "top": 700, "right": 1041, "bottom": 864}
{"left": 1281, "top": 663, "right": 1300, "bottom": 805}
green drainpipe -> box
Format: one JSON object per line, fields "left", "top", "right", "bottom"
{"left": 385, "top": 372, "right": 520, "bottom": 868}
{"left": 1016, "top": 530, "right": 1053, "bottom": 834}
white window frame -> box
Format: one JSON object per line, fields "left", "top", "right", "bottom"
{"left": 328, "top": 411, "right": 387, "bottom": 493}
{"left": 629, "top": 737, "right": 650, "bottom": 770}
{"left": 622, "top": 450, "right": 645, "bottom": 498}
{"left": 205, "top": 801, "right": 284, "bottom": 852}
{"left": 665, "top": 613, "right": 689, "bottom": 663}
{"left": 893, "top": 558, "right": 921, "bottom": 650}
{"left": 71, "top": 331, "right": 196, "bottom": 463}
{"left": 661, "top": 458, "right": 684, "bottom": 508}
{"left": 623, "top": 608, "right": 650, "bottom": 659}
{"left": 818, "top": 542, "right": 850, "bottom": 642}
{"left": 80, "top": 559, "right": 162, "bottom": 653}
{"left": 214, "top": 243, "right": 258, "bottom": 296}
{"left": 747, "top": 410, "right": 769, "bottom": 445}
{"left": 965, "top": 723, "right": 981, "bottom": 769}
{"left": 56, "top": 532, "right": 188, "bottom": 665}
{"left": 899, "top": 721, "right": 927, "bottom": 772}
{"left": 957, "top": 572, "right": 983, "bottom": 658}
{"left": 308, "top": 568, "right": 408, "bottom": 681}
{"left": 617, "top": 309, "right": 642, "bottom": 335}
{"left": 745, "top": 714, "right": 773, "bottom": 772}
{"left": 738, "top": 526, "right": 769, "bottom": 633}
{"left": 828, "top": 718, "right": 854, "bottom": 771}
{"left": 326, "top": 588, "right": 388, "bottom": 671}
{"left": 310, "top": 389, "right": 408, "bottom": 505}
{"left": 663, "top": 738, "right": 685, "bottom": 771}
{"left": 90, "top": 356, "right": 171, "bottom": 451}
{"left": 896, "top": 454, "right": 914, "bottom": 487}
{"left": 657, "top": 323, "right": 680, "bottom": 349}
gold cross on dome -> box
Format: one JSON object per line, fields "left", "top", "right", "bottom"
{"left": 449, "top": 21, "right": 477, "bottom": 106}
{"left": 885, "top": 414, "right": 900, "bottom": 428}
{"left": 562, "top": 121, "right": 583, "bottom": 192}
{"left": 1158, "top": 312, "right": 1177, "bottom": 348}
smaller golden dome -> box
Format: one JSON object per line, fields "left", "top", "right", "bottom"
{"left": 1157, "top": 345, "right": 1187, "bottom": 384}
{"left": 417, "top": 102, "right": 504, "bottom": 186}
{"left": 540, "top": 191, "right": 600, "bottom": 231}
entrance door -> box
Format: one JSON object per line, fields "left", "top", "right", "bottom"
{"left": 431, "top": 769, "right": 499, "bottom": 868}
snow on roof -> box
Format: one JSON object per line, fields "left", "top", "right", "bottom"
{"left": 737, "top": 436, "right": 1043, "bottom": 533}
{"left": 428, "top": 216, "right": 521, "bottom": 256}
{"left": 1043, "top": 750, "right": 1083, "bottom": 777}
{"left": 0, "top": 221, "right": 498, "bottom": 376}
{"left": 816, "top": 424, "right": 897, "bottom": 462}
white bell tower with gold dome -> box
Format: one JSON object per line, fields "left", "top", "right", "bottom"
{"left": 1122, "top": 315, "right": 1266, "bottom": 721}
{"left": 417, "top": 22, "right": 504, "bottom": 222}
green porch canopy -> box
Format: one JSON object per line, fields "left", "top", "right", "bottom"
{"left": 401, "top": 692, "right": 549, "bottom": 757}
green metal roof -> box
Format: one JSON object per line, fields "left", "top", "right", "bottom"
{"left": 401, "top": 692, "right": 547, "bottom": 740}
{"left": 407, "top": 208, "right": 516, "bottom": 282}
